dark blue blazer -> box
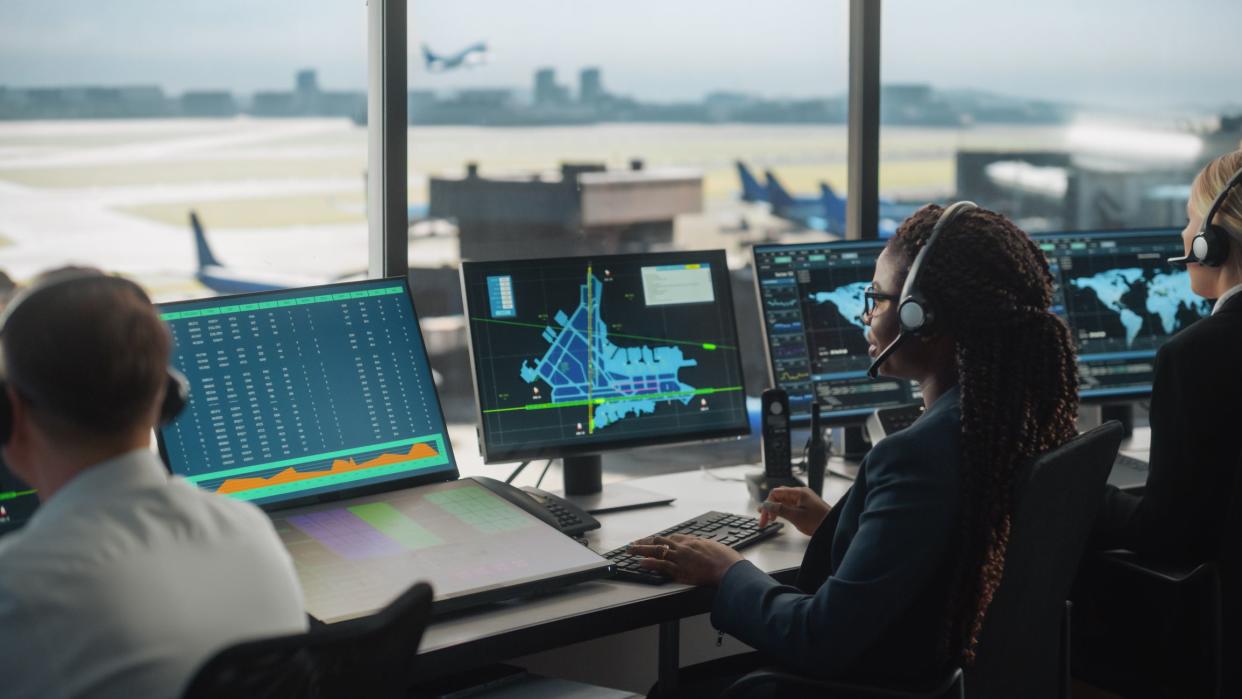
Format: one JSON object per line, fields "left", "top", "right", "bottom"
{"left": 1095, "top": 290, "right": 1242, "bottom": 564}
{"left": 712, "top": 386, "right": 962, "bottom": 681}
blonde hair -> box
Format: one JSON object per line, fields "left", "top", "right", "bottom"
{"left": 1191, "top": 149, "right": 1242, "bottom": 271}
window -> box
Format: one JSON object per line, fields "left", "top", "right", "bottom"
{"left": 0, "top": 1, "right": 370, "bottom": 300}
{"left": 879, "top": 0, "right": 1242, "bottom": 233}
{"left": 407, "top": 1, "right": 850, "bottom": 426}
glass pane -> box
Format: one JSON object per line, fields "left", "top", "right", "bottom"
{"left": 880, "top": 1, "right": 1242, "bottom": 233}
{"left": 407, "top": 1, "right": 851, "bottom": 459}
{"left": 0, "top": 1, "right": 369, "bottom": 301}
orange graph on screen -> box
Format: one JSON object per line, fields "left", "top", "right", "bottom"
{"left": 215, "top": 442, "right": 438, "bottom": 495}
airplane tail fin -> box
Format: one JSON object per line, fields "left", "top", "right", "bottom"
{"left": 736, "top": 161, "right": 767, "bottom": 203}
{"left": 819, "top": 182, "right": 847, "bottom": 231}
{"left": 765, "top": 170, "right": 796, "bottom": 210}
{"left": 190, "top": 210, "right": 223, "bottom": 270}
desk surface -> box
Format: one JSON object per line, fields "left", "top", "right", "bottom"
{"left": 417, "top": 426, "right": 1151, "bottom": 678}
{"left": 416, "top": 464, "right": 850, "bottom": 678}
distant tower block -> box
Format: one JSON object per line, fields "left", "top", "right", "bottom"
{"left": 580, "top": 68, "right": 603, "bottom": 104}
{"left": 534, "top": 68, "right": 559, "bottom": 106}
{"left": 296, "top": 69, "right": 320, "bottom": 95}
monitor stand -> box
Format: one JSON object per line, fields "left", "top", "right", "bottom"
{"left": 830, "top": 425, "right": 871, "bottom": 461}
{"left": 554, "top": 454, "right": 675, "bottom": 515}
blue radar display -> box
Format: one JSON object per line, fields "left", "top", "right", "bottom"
{"left": 462, "top": 251, "right": 749, "bottom": 463}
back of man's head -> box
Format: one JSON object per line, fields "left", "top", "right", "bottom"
{"left": 1, "top": 267, "right": 170, "bottom": 442}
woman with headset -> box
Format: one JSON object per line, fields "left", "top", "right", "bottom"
{"left": 1075, "top": 150, "right": 1242, "bottom": 696}
{"left": 630, "top": 204, "right": 1080, "bottom": 690}
{"left": 1092, "top": 149, "right": 1242, "bottom": 562}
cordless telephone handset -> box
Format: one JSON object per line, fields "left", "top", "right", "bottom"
{"left": 747, "top": 388, "right": 804, "bottom": 501}
{"left": 762, "top": 388, "right": 793, "bottom": 477}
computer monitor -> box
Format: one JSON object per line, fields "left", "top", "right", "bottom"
{"left": 0, "top": 458, "right": 38, "bottom": 537}
{"left": 156, "top": 276, "right": 459, "bottom": 510}
{"left": 460, "top": 250, "right": 750, "bottom": 512}
{"left": 1034, "top": 228, "right": 1211, "bottom": 400}
{"left": 752, "top": 240, "right": 918, "bottom": 426}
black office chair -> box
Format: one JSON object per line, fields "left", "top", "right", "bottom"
{"left": 182, "top": 581, "right": 433, "bottom": 699}
{"left": 1073, "top": 450, "right": 1241, "bottom": 698}
{"left": 722, "top": 421, "right": 1124, "bottom": 699}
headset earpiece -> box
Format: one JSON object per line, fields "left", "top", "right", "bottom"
{"left": 1185, "top": 166, "right": 1242, "bottom": 268}
{"left": 160, "top": 368, "right": 189, "bottom": 426}
{"left": 1193, "top": 223, "right": 1231, "bottom": 268}
{"left": 897, "top": 201, "right": 978, "bottom": 336}
{"left": 867, "top": 201, "right": 977, "bottom": 379}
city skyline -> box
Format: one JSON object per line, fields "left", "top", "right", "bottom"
{"left": 1, "top": 0, "right": 1239, "bottom": 113}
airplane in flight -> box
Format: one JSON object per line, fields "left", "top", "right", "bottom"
{"left": 422, "top": 42, "right": 489, "bottom": 73}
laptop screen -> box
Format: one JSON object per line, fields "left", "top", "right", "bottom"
{"left": 156, "top": 277, "right": 458, "bottom": 509}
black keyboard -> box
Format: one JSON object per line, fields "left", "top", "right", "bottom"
{"left": 1113, "top": 453, "right": 1149, "bottom": 471}
{"left": 601, "top": 511, "right": 783, "bottom": 585}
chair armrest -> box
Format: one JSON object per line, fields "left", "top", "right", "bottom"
{"left": 720, "top": 666, "right": 964, "bottom": 699}
{"left": 1096, "top": 550, "right": 1216, "bottom": 585}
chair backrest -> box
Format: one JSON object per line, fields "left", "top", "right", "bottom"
{"left": 1219, "top": 444, "right": 1242, "bottom": 695}
{"left": 183, "top": 581, "right": 433, "bottom": 699}
{"left": 969, "top": 421, "right": 1124, "bottom": 699}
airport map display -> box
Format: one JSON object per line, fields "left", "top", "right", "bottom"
{"left": 463, "top": 253, "right": 749, "bottom": 460}
{"left": 158, "top": 278, "right": 457, "bottom": 507}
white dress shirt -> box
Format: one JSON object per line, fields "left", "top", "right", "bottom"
{"left": 0, "top": 449, "right": 308, "bottom": 699}
{"left": 1213, "top": 282, "right": 1242, "bottom": 315}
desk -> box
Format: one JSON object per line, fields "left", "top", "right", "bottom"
{"left": 416, "top": 463, "right": 851, "bottom": 689}
{"left": 419, "top": 427, "right": 1151, "bottom": 690}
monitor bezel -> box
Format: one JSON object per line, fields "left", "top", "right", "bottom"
{"left": 154, "top": 274, "right": 461, "bottom": 512}
{"left": 751, "top": 238, "right": 900, "bottom": 427}
{"left": 460, "top": 249, "right": 751, "bottom": 464}
{"left": 1030, "top": 226, "right": 1186, "bottom": 404}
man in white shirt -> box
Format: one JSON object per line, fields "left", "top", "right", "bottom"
{"left": 0, "top": 269, "right": 308, "bottom": 699}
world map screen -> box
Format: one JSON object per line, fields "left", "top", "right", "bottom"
{"left": 1035, "top": 229, "right": 1209, "bottom": 398}
{"left": 754, "top": 228, "right": 1204, "bottom": 421}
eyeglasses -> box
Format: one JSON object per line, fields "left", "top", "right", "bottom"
{"left": 861, "top": 285, "right": 899, "bottom": 323}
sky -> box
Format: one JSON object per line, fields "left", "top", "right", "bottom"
{"left": 0, "top": 0, "right": 1238, "bottom": 113}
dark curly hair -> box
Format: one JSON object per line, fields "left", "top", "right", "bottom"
{"left": 889, "top": 204, "right": 1079, "bottom": 665}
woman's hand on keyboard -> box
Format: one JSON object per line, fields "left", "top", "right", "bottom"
{"left": 759, "top": 487, "right": 830, "bottom": 535}
{"left": 628, "top": 534, "right": 743, "bottom": 586}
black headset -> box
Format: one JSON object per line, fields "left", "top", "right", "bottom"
{"left": 0, "top": 272, "right": 188, "bottom": 445}
{"left": 868, "top": 201, "right": 978, "bottom": 379}
{"left": 1168, "top": 165, "right": 1242, "bottom": 268}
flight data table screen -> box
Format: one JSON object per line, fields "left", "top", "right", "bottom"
{"left": 159, "top": 279, "right": 455, "bottom": 507}
{"left": 462, "top": 252, "right": 749, "bottom": 461}
{"left": 1036, "top": 230, "right": 1210, "bottom": 397}
{"left": 753, "top": 242, "right": 915, "bottom": 422}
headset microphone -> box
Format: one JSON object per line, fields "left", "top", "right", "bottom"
{"left": 1169, "top": 165, "right": 1242, "bottom": 268}
{"left": 867, "top": 201, "right": 978, "bottom": 379}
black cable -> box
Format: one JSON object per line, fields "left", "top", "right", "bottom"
{"left": 504, "top": 460, "right": 531, "bottom": 484}
{"left": 535, "top": 459, "right": 554, "bottom": 488}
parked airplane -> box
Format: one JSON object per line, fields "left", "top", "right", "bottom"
{"left": 188, "top": 211, "right": 464, "bottom": 316}
{"left": 737, "top": 161, "right": 914, "bottom": 238}
{"left": 422, "top": 42, "right": 489, "bottom": 73}
{"left": 190, "top": 211, "right": 327, "bottom": 295}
